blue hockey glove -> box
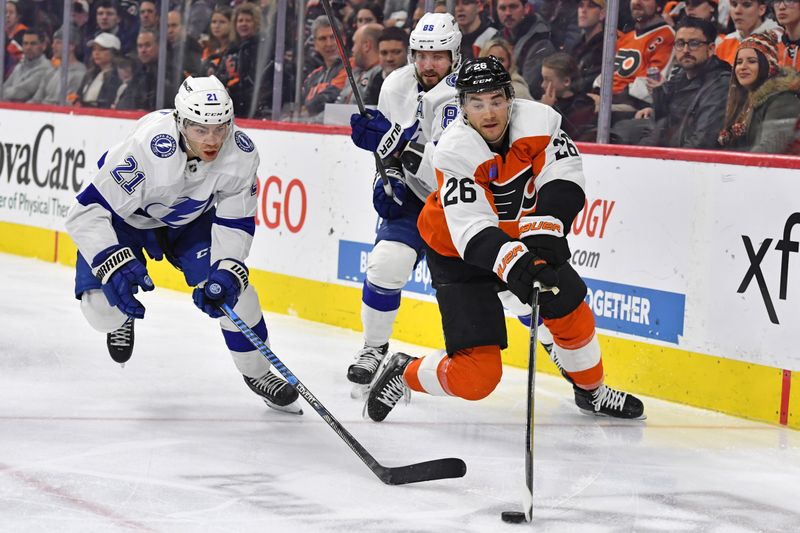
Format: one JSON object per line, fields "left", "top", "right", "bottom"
{"left": 193, "top": 259, "right": 249, "bottom": 318}
{"left": 350, "top": 110, "right": 411, "bottom": 159}
{"left": 92, "top": 245, "right": 155, "bottom": 319}
{"left": 373, "top": 165, "right": 406, "bottom": 220}
{"left": 519, "top": 215, "right": 571, "bottom": 267}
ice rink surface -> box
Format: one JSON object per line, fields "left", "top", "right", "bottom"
{"left": 1, "top": 253, "right": 799, "bottom": 532}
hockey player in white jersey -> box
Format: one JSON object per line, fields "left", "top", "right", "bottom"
{"left": 347, "top": 13, "right": 462, "bottom": 393}
{"left": 366, "top": 57, "right": 645, "bottom": 422}
{"left": 65, "top": 75, "right": 301, "bottom": 414}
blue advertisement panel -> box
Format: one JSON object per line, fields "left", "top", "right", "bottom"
{"left": 337, "top": 240, "right": 435, "bottom": 296}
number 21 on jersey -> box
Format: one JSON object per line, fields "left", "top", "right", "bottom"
{"left": 111, "top": 156, "right": 145, "bottom": 195}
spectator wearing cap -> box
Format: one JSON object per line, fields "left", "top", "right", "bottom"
{"left": 609, "top": 0, "right": 675, "bottom": 110}
{"left": 628, "top": 17, "right": 732, "bottom": 148}
{"left": 4, "top": 0, "right": 29, "bottom": 79}
{"left": 455, "top": 0, "right": 498, "bottom": 61}
{"left": 572, "top": 0, "right": 605, "bottom": 94}
{"left": 775, "top": 0, "right": 800, "bottom": 70}
{"left": 30, "top": 27, "right": 87, "bottom": 105}
{"left": 3, "top": 28, "right": 52, "bottom": 102}
{"left": 363, "top": 25, "right": 408, "bottom": 104}
{"left": 479, "top": 37, "right": 534, "bottom": 99}
{"left": 718, "top": 31, "right": 800, "bottom": 153}
{"left": 497, "top": 0, "right": 557, "bottom": 99}
{"left": 302, "top": 15, "right": 347, "bottom": 119}
{"left": 715, "top": 0, "right": 779, "bottom": 66}
{"left": 75, "top": 32, "right": 121, "bottom": 108}
{"left": 539, "top": 0, "right": 582, "bottom": 52}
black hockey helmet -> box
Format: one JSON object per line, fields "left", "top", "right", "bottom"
{"left": 456, "top": 56, "right": 514, "bottom": 105}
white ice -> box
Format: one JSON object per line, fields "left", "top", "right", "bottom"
{"left": 1, "top": 252, "right": 799, "bottom": 533}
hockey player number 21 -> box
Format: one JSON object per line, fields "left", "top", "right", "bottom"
{"left": 111, "top": 156, "right": 146, "bottom": 195}
{"left": 443, "top": 177, "right": 477, "bottom": 206}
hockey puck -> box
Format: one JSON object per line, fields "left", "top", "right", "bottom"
{"left": 500, "top": 511, "right": 527, "bottom": 523}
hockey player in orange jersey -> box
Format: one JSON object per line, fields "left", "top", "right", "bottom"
{"left": 365, "top": 57, "right": 645, "bottom": 422}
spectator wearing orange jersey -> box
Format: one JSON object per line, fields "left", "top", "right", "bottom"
{"left": 4, "top": 0, "right": 28, "bottom": 79}
{"left": 302, "top": 16, "right": 347, "bottom": 118}
{"left": 715, "top": 0, "right": 780, "bottom": 65}
{"left": 611, "top": 0, "right": 675, "bottom": 109}
{"left": 775, "top": 0, "right": 800, "bottom": 70}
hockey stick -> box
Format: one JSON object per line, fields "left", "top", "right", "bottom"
{"left": 218, "top": 301, "right": 467, "bottom": 485}
{"left": 318, "top": 0, "right": 394, "bottom": 195}
{"left": 501, "top": 283, "right": 557, "bottom": 524}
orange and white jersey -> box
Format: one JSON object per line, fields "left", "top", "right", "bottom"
{"left": 612, "top": 22, "right": 675, "bottom": 95}
{"left": 715, "top": 20, "right": 782, "bottom": 66}
{"left": 778, "top": 37, "right": 800, "bottom": 71}
{"left": 418, "top": 99, "right": 585, "bottom": 281}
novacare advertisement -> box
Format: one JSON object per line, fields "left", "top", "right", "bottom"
{"left": 1, "top": 107, "right": 798, "bottom": 369}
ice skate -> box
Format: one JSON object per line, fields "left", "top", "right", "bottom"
{"left": 107, "top": 318, "right": 134, "bottom": 365}
{"left": 348, "top": 343, "right": 389, "bottom": 399}
{"left": 365, "top": 352, "right": 415, "bottom": 422}
{"left": 244, "top": 371, "right": 303, "bottom": 415}
{"left": 574, "top": 384, "right": 646, "bottom": 420}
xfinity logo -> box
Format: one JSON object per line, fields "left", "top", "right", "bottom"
{"left": 738, "top": 213, "right": 800, "bottom": 324}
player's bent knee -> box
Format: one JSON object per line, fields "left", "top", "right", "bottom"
{"left": 366, "top": 240, "right": 417, "bottom": 290}
{"left": 444, "top": 345, "right": 503, "bottom": 401}
{"left": 80, "top": 289, "right": 128, "bottom": 332}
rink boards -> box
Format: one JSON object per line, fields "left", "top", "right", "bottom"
{"left": 0, "top": 104, "right": 798, "bottom": 429}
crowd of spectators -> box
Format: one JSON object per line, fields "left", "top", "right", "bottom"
{"left": 2, "top": 0, "right": 800, "bottom": 153}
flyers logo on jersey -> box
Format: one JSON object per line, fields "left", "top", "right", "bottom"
{"left": 615, "top": 49, "right": 642, "bottom": 78}
{"left": 489, "top": 165, "right": 536, "bottom": 222}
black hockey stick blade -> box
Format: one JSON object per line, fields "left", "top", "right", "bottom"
{"left": 218, "top": 302, "right": 468, "bottom": 486}
{"left": 376, "top": 457, "right": 467, "bottom": 485}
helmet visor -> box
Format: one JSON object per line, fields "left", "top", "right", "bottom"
{"left": 461, "top": 89, "right": 512, "bottom": 114}
{"left": 183, "top": 120, "right": 230, "bottom": 145}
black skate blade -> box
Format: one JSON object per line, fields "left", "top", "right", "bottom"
{"left": 577, "top": 408, "right": 647, "bottom": 420}
{"left": 376, "top": 457, "right": 466, "bottom": 485}
{"left": 263, "top": 398, "right": 304, "bottom": 416}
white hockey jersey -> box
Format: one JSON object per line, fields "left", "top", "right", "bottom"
{"left": 419, "top": 99, "right": 585, "bottom": 280}
{"left": 377, "top": 64, "right": 459, "bottom": 201}
{"left": 65, "top": 110, "right": 260, "bottom": 269}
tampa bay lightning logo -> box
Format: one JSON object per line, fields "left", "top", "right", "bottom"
{"left": 446, "top": 73, "right": 457, "bottom": 87}
{"left": 234, "top": 131, "right": 255, "bottom": 153}
{"left": 150, "top": 134, "right": 177, "bottom": 158}
{"left": 143, "top": 196, "right": 214, "bottom": 227}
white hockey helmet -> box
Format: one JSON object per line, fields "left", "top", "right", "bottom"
{"left": 174, "top": 75, "right": 234, "bottom": 128}
{"left": 408, "top": 13, "right": 462, "bottom": 72}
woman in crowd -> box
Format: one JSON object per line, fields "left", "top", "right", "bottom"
{"left": 715, "top": 0, "right": 780, "bottom": 65}
{"left": 74, "top": 33, "right": 122, "bottom": 108}
{"left": 537, "top": 51, "right": 598, "bottom": 141}
{"left": 356, "top": 2, "right": 384, "bottom": 27}
{"left": 479, "top": 38, "right": 533, "bottom": 100}
{"left": 201, "top": 6, "right": 235, "bottom": 76}
{"left": 718, "top": 31, "right": 800, "bottom": 154}
{"left": 4, "top": 0, "right": 28, "bottom": 79}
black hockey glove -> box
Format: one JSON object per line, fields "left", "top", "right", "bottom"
{"left": 519, "top": 215, "right": 571, "bottom": 266}
{"left": 193, "top": 259, "right": 249, "bottom": 318}
{"left": 505, "top": 252, "right": 559, "bottom": 305}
